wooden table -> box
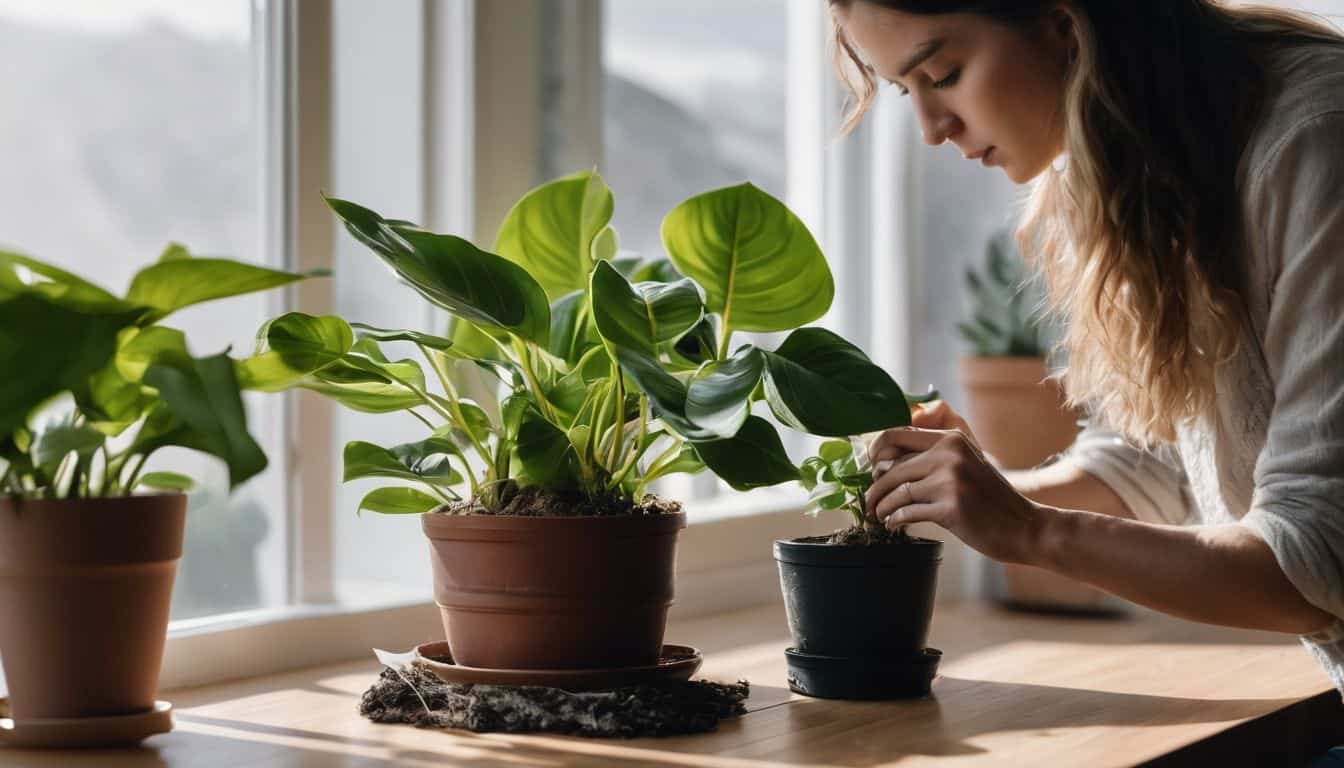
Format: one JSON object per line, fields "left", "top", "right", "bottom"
{"left": 4, "top": 600, "right": 1342, "bottom": 767}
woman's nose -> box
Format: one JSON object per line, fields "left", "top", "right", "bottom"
{"left": 914, "top": 94, "right": 960, "bottom": 146}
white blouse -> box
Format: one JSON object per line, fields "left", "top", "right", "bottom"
{"left": 1059, "top": 41, "right": 1344, "bottom": 693}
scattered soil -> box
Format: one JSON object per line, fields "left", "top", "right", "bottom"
{"left": 445, "top": 481, "right": 683, "bottom": 517}
{"left": 359, "top": 664, "right": 749, "bottom": 737}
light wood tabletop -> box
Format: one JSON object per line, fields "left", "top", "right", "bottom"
{"left": 3, "top": 598, "right": 1341, "bottom": 767}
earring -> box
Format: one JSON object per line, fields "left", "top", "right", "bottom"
{"left": 1052, "top": 153, "right": 1069, "bottom": 173}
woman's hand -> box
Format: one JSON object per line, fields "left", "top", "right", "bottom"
{"left": 866, "top": 402, "right": 1045, "bottom": 564}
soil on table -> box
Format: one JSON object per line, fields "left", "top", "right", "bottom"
{"left": 444, "top": 481, "right": 683, "bottom": 517}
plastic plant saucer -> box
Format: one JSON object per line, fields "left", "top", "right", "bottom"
{"left": 0, "top": 699, "right": 173, "bottom": 748}
{"left": 413, "top": 642, "right": 703, "bottom": 691}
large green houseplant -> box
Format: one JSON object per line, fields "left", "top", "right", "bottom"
{"left": 241, "top": 170, "right": 918, "bottom": 671}
{"left": 0, "top": 246, "right": 319, "bottom": 741}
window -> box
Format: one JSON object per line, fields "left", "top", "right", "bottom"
{"left": 0, "top": 0, "right": 287, "bottom": 621}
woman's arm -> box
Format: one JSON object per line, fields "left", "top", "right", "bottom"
{"left": 866, "top": 427, "right": 1335, "bottom": 635}
{"left": 1036, "top": 504, "right": 1335, "bottom": 635}
{"left": 1004, "top": 462, "right": 1134, "bottom": 520}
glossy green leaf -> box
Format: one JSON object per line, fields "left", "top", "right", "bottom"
{"left": 33, "top": 423, "right": 105, "bottom": 476}
{"left": 0, "top": 252, "right": 132, "bottom": 313}
{"left": 592, "top": 226, "right": 619, "bottom": 264}
{"left": 515, "top": 411, "right": 578, "bottom": 487}
{"left": 74, "top": 361, "right": 152, "bottom": 436}
{"left": 762, "top": 327, "right": 911, "bottom": 437}
{"left": 351, "top": 323, "right": 453, "bottom": 351}
{"left": 691, "top": 415, "right": 797, "bottom": 490}
{"left": 0, "top": 292, "right": 139, "bottom": 435}
{"left": 684, "top": 345, "right": 765, "bottom": 438}
{"left": 589, "top": 260, "right": 703, "bottom": 356}
{"left": 644, "top": 443, "right": 705, "bottom": 482}
{"left": 126, "top": 258, "right": 318, "bottom": 323}
{"left": 142, "top": 352, "right": 268, "bottom": 488}
{"left": 235, "top": 313, "right": 354, "bottom": 391}
{"left": 818, "top": 439, "right": 852, "bottom": 464}
{"left": 326, "top": 197, "right": 550, "bottom": 345}
{"left": 343, "top": 438, "right": 463, "bottom": 485}
{"left": 136, "top": 471, "right": 194, "bottom": 491}
{"left": 608, "top": 347, "right": 714, "bottom": 440}
{"left": 493, "top": 169, "right": 614, "bottom": 300}
{"left": 547, "top": 289, "right": 599, "bottom": 364}
{"left": 661, "top": 182, "right": 833, "bottom": 336}
{"left": 357, "top": 486, "right": 443, "bottom": 515}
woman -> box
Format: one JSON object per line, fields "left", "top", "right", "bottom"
{"left": 832, "top": 0, "right": 1344, "bottom": 693}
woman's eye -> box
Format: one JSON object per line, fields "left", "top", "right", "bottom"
{"left": 932, "top": 69, "right": 961, "bottom": 89}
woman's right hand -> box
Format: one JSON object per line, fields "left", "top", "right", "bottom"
{"left": 907, "top": 399, "right": 981, "bottom": 451}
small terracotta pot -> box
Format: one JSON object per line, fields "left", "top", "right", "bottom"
{"left": 959, "top": 356, "right": 1079, "bottom": 470}
{"left": 423, "top": 511, "right": 685, "bottom": 670}
{"left": 0, "top": 494, "right": 186, "bottom": 720}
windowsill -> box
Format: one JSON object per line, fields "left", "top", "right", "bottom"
{"left": 7, "top": 600, "right": 1339, "bottom": 765}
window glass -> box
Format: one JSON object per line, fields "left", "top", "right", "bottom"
{"left": 0, "top": 0, "right": 285, "bottom": 620}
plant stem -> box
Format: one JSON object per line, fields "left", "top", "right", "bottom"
{"left": 608, "top": 397, "right": 648, "bottom": 492}
{"left": 97, "top": 446, "right": 113, "bottom": 497}
{"left": 635, "top": 438, "right": 683, "bottom": 497}
{"left": 408, "top": 409, "right": 437, "bottom": 431}
{"left": 511, "top": 339, "right": 560, "bottom": 423}
{"left": 606, "top": 373, "right": 625, "bottom": 471}
{"left": 418, "top": 343, "right": 492, "bottom": 466}
{"left": 123, "top": 453, "right": 150, "bottom": 495}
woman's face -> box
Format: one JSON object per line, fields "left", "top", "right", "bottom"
{"left": 834, "top": 2, "right": 1073, "bottom": 183}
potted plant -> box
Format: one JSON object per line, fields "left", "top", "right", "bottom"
{"left": 0, "top": 245, "right": 319, "bottom": 743}
{"left": 956, "top": 228, "right": 1117, "bottom": 613}
{"left": 766, "top": 417, "right": 944, "bottom": 700}
{"left": 240, "top": 170, "right": 918, "bottom": 675}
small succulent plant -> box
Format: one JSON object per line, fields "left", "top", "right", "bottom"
{"left": 957, "top": 228, "right": 1046, "bottom": 357}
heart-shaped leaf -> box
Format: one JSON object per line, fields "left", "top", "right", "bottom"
{"left": 33, "top": 423, "right": 105, "bottom": 477}
{"left": 515, "top": 411, "right": 579, "bottom": 487}
{"left": 762, "top": 327, "right": 911, "bottom": 437}
{"left": 493, "top": 169, "right": 614, "bottom": 300}
{"left": 662, "top": 182, "right": 833, "bottom": 338}
{"left": 691, "top": 415, "right": 797, "bottom": 490}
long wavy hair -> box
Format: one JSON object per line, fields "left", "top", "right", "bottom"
{"left": 831, "top": 0, "right": 1342, "bottom": 444}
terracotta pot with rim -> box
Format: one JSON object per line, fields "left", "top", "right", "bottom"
{"left": 423, "top": 510, "right": 686, "bottom": 670}
{"left": 960, "top": 356, "right": 1123, "bottom": 613}
{"left": 0, "top": 493, "right": 186, "bottom": 720}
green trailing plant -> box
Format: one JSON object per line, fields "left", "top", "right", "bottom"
{"left": 958, "top": 227, "right": 1046, "bottom": 357}
{"left": 241, "top": 170, "right": 922, "bottom": 515}
{"left": 0, "top": 245, "right": 324, "bottom": 499}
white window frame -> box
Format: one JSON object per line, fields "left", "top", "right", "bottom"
{"left": 149, "top": 0, "right": 972, "bottom": 691}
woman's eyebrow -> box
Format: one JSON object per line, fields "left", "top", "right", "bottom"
{"left": 898, "top": 38, "right": 947, "bottom": 77}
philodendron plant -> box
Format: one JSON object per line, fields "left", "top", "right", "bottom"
{"left": 239, "top": 170, "right": 919, "bottom": 515}
{"left": 0, "top": 246, "right": 323, "bottom": 499}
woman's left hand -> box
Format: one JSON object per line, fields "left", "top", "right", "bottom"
{"left": 866, "top": 427, "right": 1046, "bottom": 565}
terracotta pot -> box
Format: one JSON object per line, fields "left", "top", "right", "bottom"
{"left": 423, "top": 511, "right": 686, "bottom": 670}
{"left": 960, "top": 356, "right": 1122, "bottom": 613}
{"left": 0, "top": 494, "right": 186, "bottom": 720}
{"left": 959, "top": 356, "right": 1079, "bottom": 470}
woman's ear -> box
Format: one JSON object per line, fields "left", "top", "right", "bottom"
{"left": 1046, "top": 3, "right": 1080, "bottom": 63}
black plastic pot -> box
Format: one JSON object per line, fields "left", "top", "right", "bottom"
{"left": 774, "top": 535, "right": 942, "bottom": 699}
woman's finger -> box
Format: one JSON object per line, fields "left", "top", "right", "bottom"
{"left": 867, "top": 427, "right": 946, "bottom": 466}
{"left": 884, "top": 502, "right": 942, "bottom": 531}
{"left": 872, "top": 475, "right": 931, "bottom": 521}
{"left": 865, "top": 452, "right": 935, "bottom": 518}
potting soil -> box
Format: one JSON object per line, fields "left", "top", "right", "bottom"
{"left": 358, "top": 665, "right": 749, "bottom": 737}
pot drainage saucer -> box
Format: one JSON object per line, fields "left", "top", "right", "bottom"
{"left": 0, "top": 699, "right": 173, "bottom": 748}
{"left": 785, "top": 647, "right": 941, "bottom": 700}
{"left": 413, "top": 642, "right": 702, "bottom": 691}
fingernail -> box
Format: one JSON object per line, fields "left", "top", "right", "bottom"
{"left": 875, "top": 459, "right": 894, "bottom": 474}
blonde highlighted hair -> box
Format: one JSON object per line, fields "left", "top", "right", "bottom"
{"left": 831, "top": 0, "right": 1343, "bottom": 444}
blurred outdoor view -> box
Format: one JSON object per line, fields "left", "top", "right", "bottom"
{"left": 0, "top": 0, "right": 286, "bottom": 621}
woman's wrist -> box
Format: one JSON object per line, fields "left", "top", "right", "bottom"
{"left": 1018, "top": 501, "right": 1074, "bottom": 569}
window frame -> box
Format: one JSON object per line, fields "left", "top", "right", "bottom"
{"left": 146, "top": 0, "right": 954, "bottom": 691}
